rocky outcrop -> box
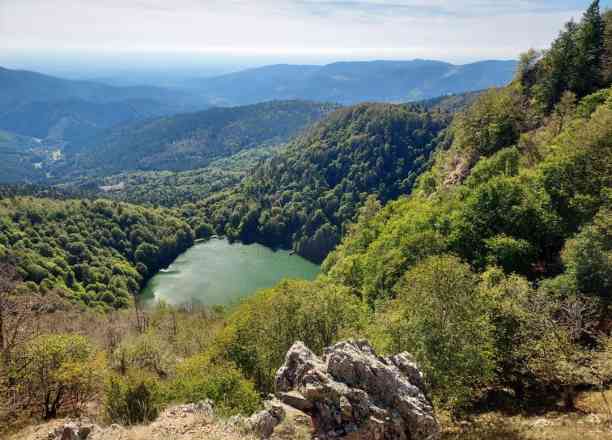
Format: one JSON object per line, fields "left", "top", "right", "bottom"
{"left": 246, "top": 400, "right": 286, "bottom": 439}
{"left": 275, "top": 340, "right": 439, "bottom": 440}
{"left": 48, "top": 421, "right": 96, "bottom": 440}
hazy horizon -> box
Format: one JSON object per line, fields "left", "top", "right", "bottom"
{"left": 1, "top": 0, "right": 610, "bottom": 83}
{"left": 0, "top": 49, "right": 519, "bottom": 84}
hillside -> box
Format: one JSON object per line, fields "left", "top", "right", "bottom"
{"left": 0, "top": 67, "right": 206, "bottom": 141}
{"left": 67, "top": 145, "right": 278, "bottom": 207}
{"left": 56, "top": 100, "right": 337, "bottom": 179}
{"left": 0, "top": 130, "right": 49, "bottom": 182}
{"left": 0, "top": 196, "right": 195, "bottom": 311}
{"left": 192, "top": 102, "right": 450, "bottom": 262}
{"left": 0, "top": 98, "right": 184, "bottom": 142}
{"left": 63, "top": 92, "right": 475, "bottom": 207}
{"left": 188, "top": 59, "right": 517, "bottom": 105}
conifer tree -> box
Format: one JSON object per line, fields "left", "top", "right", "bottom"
{"left": 575, "top": 0, "right": 605, "bottom": 95}
{"left": 603, "top": 9, "right": 612, "bottom": 85}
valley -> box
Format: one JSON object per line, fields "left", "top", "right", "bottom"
{"left": 1, "top": 2, "right": 612, "bottom": 439}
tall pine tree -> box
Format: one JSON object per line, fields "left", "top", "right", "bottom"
{"left": 575, "top": 0, "right": 605, "bottom": 95}
{"left": 603, "top": 9, "right": 612, "bottom": 85}
{"left": 536, "top": 21, "right": 579, "bottom": 111}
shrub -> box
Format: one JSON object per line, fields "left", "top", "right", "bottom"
{"left": 375, "top": 255, "right": 496, "bottom": 411}
{"left": 164, "top": 354, "right": 260, "bottom": 416}
{"left": 216, "top": 279, "right": 366, "bottom": 393}
{"left": 111, "top": 332, "right": 175, "bottom": 377}
{"left": 14, "top": 334, "right": 105, "bottom": 419}
{"left": 105, "top": 372, "right": 162, "bottom": 425}
{"left": 561, "top": 208, "right": 612, "bottom": 299}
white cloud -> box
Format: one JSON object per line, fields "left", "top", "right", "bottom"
{"left": 0, "top": 0, "right": 606, "bottom": 63}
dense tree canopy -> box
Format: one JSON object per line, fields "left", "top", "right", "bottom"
{"left": 0, "top": 197, "right": 194, "bottom": 310}
{"left": 193, "top": 103, "right": 450, "bottom": 262}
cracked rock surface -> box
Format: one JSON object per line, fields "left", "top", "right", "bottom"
{"left": 275, "top": 340, "right": 440, "bottom": 440}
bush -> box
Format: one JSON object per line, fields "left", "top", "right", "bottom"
{"left": 195, "top": 223, "right": 214, "bottom": 239}
{"left": 164, "top": 354, "right": 260, "bottom": 416}
{"left": 14, "top": 334, "right": 105, "bottom": 419}
{"left": 111, "top": 332, "right": 175, "bottom": 377}
{"left": 105, "top": 372, "right": 162, "bottom": 425}
{"left": 561, "top": 208, "right": 612, "bottom": 299}
{"left": 374, "top": 255, "right": 496, "bottom": 411}
{"left": 216, "top": 278, "right": 366, "bottom": 393}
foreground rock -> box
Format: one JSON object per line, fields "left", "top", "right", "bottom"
{"left": 244, "top": 399, "right": 286, "bottom": 439}
{"left": 275, "top": 340, "right": 439, "bottom": 440}
{"left": 48, "top": 420, "right": 97, "bottom": 440}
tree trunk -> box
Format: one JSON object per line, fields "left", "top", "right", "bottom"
{"left": 563, "top": 385, "right": 576, "bottom": 411}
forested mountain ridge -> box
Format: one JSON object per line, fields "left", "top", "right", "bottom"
{"left": 64, "top": 92, "right": 477, "bottom": 208}
{"left": 0, "top": 66, "right": 205, "bottom": 141}
{"left": 55, "top": 100, "right": 337, "bottom": 179}
{"left": 192, "top": 102, "right": 450, "bottom": 262}
{"left": 188, "top": 59, "right": 517, "bottom": 105}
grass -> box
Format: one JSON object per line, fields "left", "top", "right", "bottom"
{"left": 441, "top": 390, "right": 612, "bottom": 440}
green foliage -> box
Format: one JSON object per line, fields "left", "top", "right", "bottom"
{"left": 561, "top": 207, "right": 612, "bottom": 299}
{"left": 484, "top": 235, "right": 537, "bottom": 275}
{"left": 217, "top": 279, "right": 366, "bottom": 393}
{"left": 327, "top": 87, "right": 612, "bottom": 305}
{"left": 13, "top": 334, "right": 105, "bottom": 419}
{"left": 0, "top": 197, "right": 193, "bottom": 309}
{"left": 452, "top": 88, "right": 523, "bottom": 161}
{"left": 105, "top": 372, "right": 162, "bottom": 425}
{"left": 196, "top": 103, "right": 449, "bottom": 262}
{"left": 604, "top": 9, "right": 612, "bottom": 84}
{"left": 523, "top": 1, "right": 607, "bottom": 111}
{"left": 465, "top": 147, "right": 521, "bottom": 188}
{"left": 164, "top": 354, "right": 260, "bottom": 416}
{"left": 111, "top": 332, "right": 175, "bottom": 378}
{"left": 372, "top": 255, "right": 496, "bottom": 410}
{"left": 194, "top": 223, "right": 214, "bottom": 239}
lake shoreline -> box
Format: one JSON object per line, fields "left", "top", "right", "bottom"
{"left": 140, "top": 238, "right": 320, "bottom": 308}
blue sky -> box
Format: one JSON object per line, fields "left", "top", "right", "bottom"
{"left": 1, "top": 0, "right": 610, "bottom": 67}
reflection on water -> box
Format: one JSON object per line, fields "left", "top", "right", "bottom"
{"left": 140, "top": 238, "right": 320, "bottom": 307}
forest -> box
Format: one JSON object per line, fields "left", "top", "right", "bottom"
{"left": 0, "top": 197, "right": 195, "bottom": 311}
{"left": 194, "top": 103, "right": 451, "bottom": 262}
{"left": 1, "top": 1, "right": 612, "bottom": 439}
{"left": 58, "top": 100, "right": 336, "bottom": 178}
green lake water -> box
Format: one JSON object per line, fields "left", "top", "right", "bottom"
{"left": 141, "top": 238, "right": 320, "bottom": 307}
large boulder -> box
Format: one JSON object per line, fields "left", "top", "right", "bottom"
{"left": 275, "top": 340, "right": 439, "bottom": 440}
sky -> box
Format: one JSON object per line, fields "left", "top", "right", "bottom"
{"left": 0, "top": 0, "right": 610, "bottom": 77}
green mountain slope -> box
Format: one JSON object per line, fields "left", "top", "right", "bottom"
{"left": 0, "top": 196, "right": 194, "bottom": 311}
{"left": 194, "top": 102, "right": 451, "bottom": 262}
{"left": 57, "top": 100, "right": 337, "bottom": 179}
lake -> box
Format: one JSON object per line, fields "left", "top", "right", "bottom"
{"left": 140, "top": 238, "right": 321, "bottom": 307}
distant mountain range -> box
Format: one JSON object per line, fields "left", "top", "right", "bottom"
{"left": 0, "top": 59, "right": 516, "bottom": 143}
{"left": 187, "top": 59, "right": 517, "bottom": 106}
{"left": 0, "top": 58, "right": 516, "bottom": 183}
{"left": 0, "top": 67, "right": 208, "bottom": 141}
